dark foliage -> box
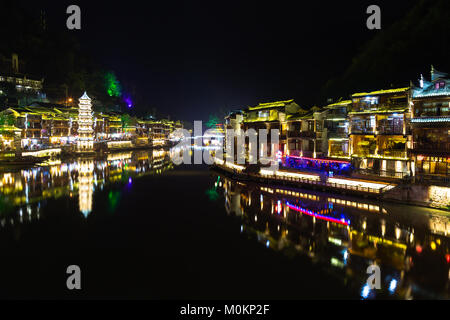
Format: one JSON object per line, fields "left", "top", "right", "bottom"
{"left": 322, "top": 0, "right": 450, "bottom": 101}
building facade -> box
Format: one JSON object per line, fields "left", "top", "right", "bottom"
{"left": 0, "top": 53, "right": 46, "bottom": 106}
{"left": 410, "top": 67, "right": 450, "bottom": 182}
{"left": 286, "top": 106, "right": 326, "bottom": 159}
{"left": 0, "top": 104, "right": 182, "bottom": 152}
{"left": 224, "top": 68, "right": 449, "bottom": 181}
{"left": 324, "top": 100, "right": 351, "bottom": 159}
{"left": 241, "top": 99, "right": 302, "bottom": 163}
{"left": 347, "top": 87, "right": 412, "bottom": 178}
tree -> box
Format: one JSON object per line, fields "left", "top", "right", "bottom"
{"left": 120, "top": 114, "right": 131, "bottom": 132}
{"left": 105, "top": 71, "right": 122, "bottom": 98}
{"left": 321, "top": 0, "right": 450, "bottom": 101}
{"left": 205, "top": 115, "right": 220, "bottom": 129}
{"left": 0, "top": 113, "right": 16, "bottom": 138}
{"left": 0, "top": 113, "right": 15, "bottom": 126}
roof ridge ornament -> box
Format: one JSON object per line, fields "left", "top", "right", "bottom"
{"left": 80, "top": 91, "right": 91, "bottom": 100}
{"left": 430, "top": 65, "right": 448, "bottom": 81}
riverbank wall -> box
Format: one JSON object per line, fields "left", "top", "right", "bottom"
{"left": 383, "top": 183, "right": 450, "bottom": 211}
{"left": 212, "top": 163, "right": 450, "bottom": 212}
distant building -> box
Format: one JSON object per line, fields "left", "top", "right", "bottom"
{"left": 0, "top": 53, "right": 46, "bottom": 106}
{"left": 0, "top": 101, "right": 181, "bottom": 151}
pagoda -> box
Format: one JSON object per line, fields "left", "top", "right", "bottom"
{"left": 77, "top": 92, "right": 94, "bottom": 152}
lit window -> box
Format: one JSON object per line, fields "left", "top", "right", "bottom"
{"left": 258, "top": 110, "right": 269, "bottom": 119}
{"left": 435, "top": 81, "right": 445, "bottom": 89}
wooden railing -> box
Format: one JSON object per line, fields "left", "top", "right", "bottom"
{"left": 253, "top": 171, "right": 390, "bottom": 194}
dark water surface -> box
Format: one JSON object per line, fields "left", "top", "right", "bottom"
{"left": 0, "top": 149, "right": 448, "bottom": 299}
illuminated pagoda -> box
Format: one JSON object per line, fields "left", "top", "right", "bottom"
{"left": 77, "top": 92, "right": 94, "bottom": 152}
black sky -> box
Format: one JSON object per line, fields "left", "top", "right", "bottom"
{"left": 33, "top": 0, "right": 416, "bottom": 122}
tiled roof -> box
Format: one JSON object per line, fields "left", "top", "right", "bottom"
{"left": 325, "top": 100, "right": 352, "bottom": 108}
{"left": 248, "top": 99, "right": 294, "bottom": 110}
{"left": 351, "top": 87, "right": 410, "bottom": 98}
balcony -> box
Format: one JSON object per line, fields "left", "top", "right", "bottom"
{"left": 377, "top": 125, "right": 403, "bottom": 135}
{"left": 411, "top": 142, "right": 450, "bottom": 154}
{"left": 325, "top": 112, "right": 347, "bottom": 119}
{"left": 378, "top": 150, "right": 407, "bottom": 158}
{"left": 328, "top": 131, "right": 348, "bottom": 139}
{"left": 353, "top": 148, "right": 376, "bottom": 157}
{"left": 301, "top": 150, "right": 314, "bottom": 158}
{"left": 25, "top": 131, "right": 41, "bottom": 139}
{"left": 288, "top": 131, "right": 317, "bottom": 138}
{"left": 351, "top": 127, "right": 375, "bottom": 135}
{"left": 287, "top": 131, "right": 301, "bottom": 138}
{"left": 297, "top": 131, "right": 316, "bottom": 138}
{"left": 410, "top": 116, "right": 450, "bottom": 127}
{"left": 329, "top": 150, "right": 349, "bottom": 157}
{"left": 288, "top": 150, "right": 302, "bottom": 157}
{"left": 352, "top": 103, "right": 406, "bottom": 113}
{"left": 357, "top": 169, "right": 409, "bottom": 179}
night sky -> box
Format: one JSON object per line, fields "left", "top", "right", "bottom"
{"left": 33, "top": 0, "right": 415, "bottom": 122}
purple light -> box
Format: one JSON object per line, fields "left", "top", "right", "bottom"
{"left": 128, "top": 177, "right": 132, "bottom": 184}
{"left": 123, "top": 94, "right": 133, "bottom": 108}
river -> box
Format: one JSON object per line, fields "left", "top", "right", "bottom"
{"left": 0, "top": 148, "right": 448, "bottom": 299}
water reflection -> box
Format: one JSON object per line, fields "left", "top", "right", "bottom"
{"left": 0, "top": 150, "right": 448, "bottom": 299}
{"left": 78, "top": 158, "right": 94, "bottom": 217}
{"left": 0, "top": 149, "right": 173, "bottom": 220}
{"left": 215, "top": 175, "right": 450, "bottom": 299}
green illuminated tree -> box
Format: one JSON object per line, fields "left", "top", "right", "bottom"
{"left": 120, "top": 114, "right": 131, "bottom": 132}
{"left": 206, "top": 115, "right": 220, "bottom": 128}
{"left": 205, "top": 188, "right": 220, "bottom": 201}
{"left": 105, "top": 72, "right": 122, "bottom": 97}
{"left": 0, "top": 113, "right": 16, "bottom": 139}
{"left": 0, "top": 113, "right": 15, "bottom": 126}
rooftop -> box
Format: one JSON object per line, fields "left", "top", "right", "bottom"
{"left": 248, "top": 99, "right": 295, "bottom": 111}
{"left": 351, "top": 87, "right": 410, "bottom": 98}
{"left": 325, "top": 100, "right": 352, "bottom": 108}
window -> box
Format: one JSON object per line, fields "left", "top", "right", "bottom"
{"left": 316, "top": 121, "right": 323, "bottom": 131}
{"left": 258, "top": 110, "right": 269, "bottom": 119}
{"left": 363, "top": 97, "right": 378, "bottom": 105}
{"left": 435, "top": 81, "right": 445, "bottom": 89}
{"left": 370, "top": 116, "right": 376, "bottom": 128}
